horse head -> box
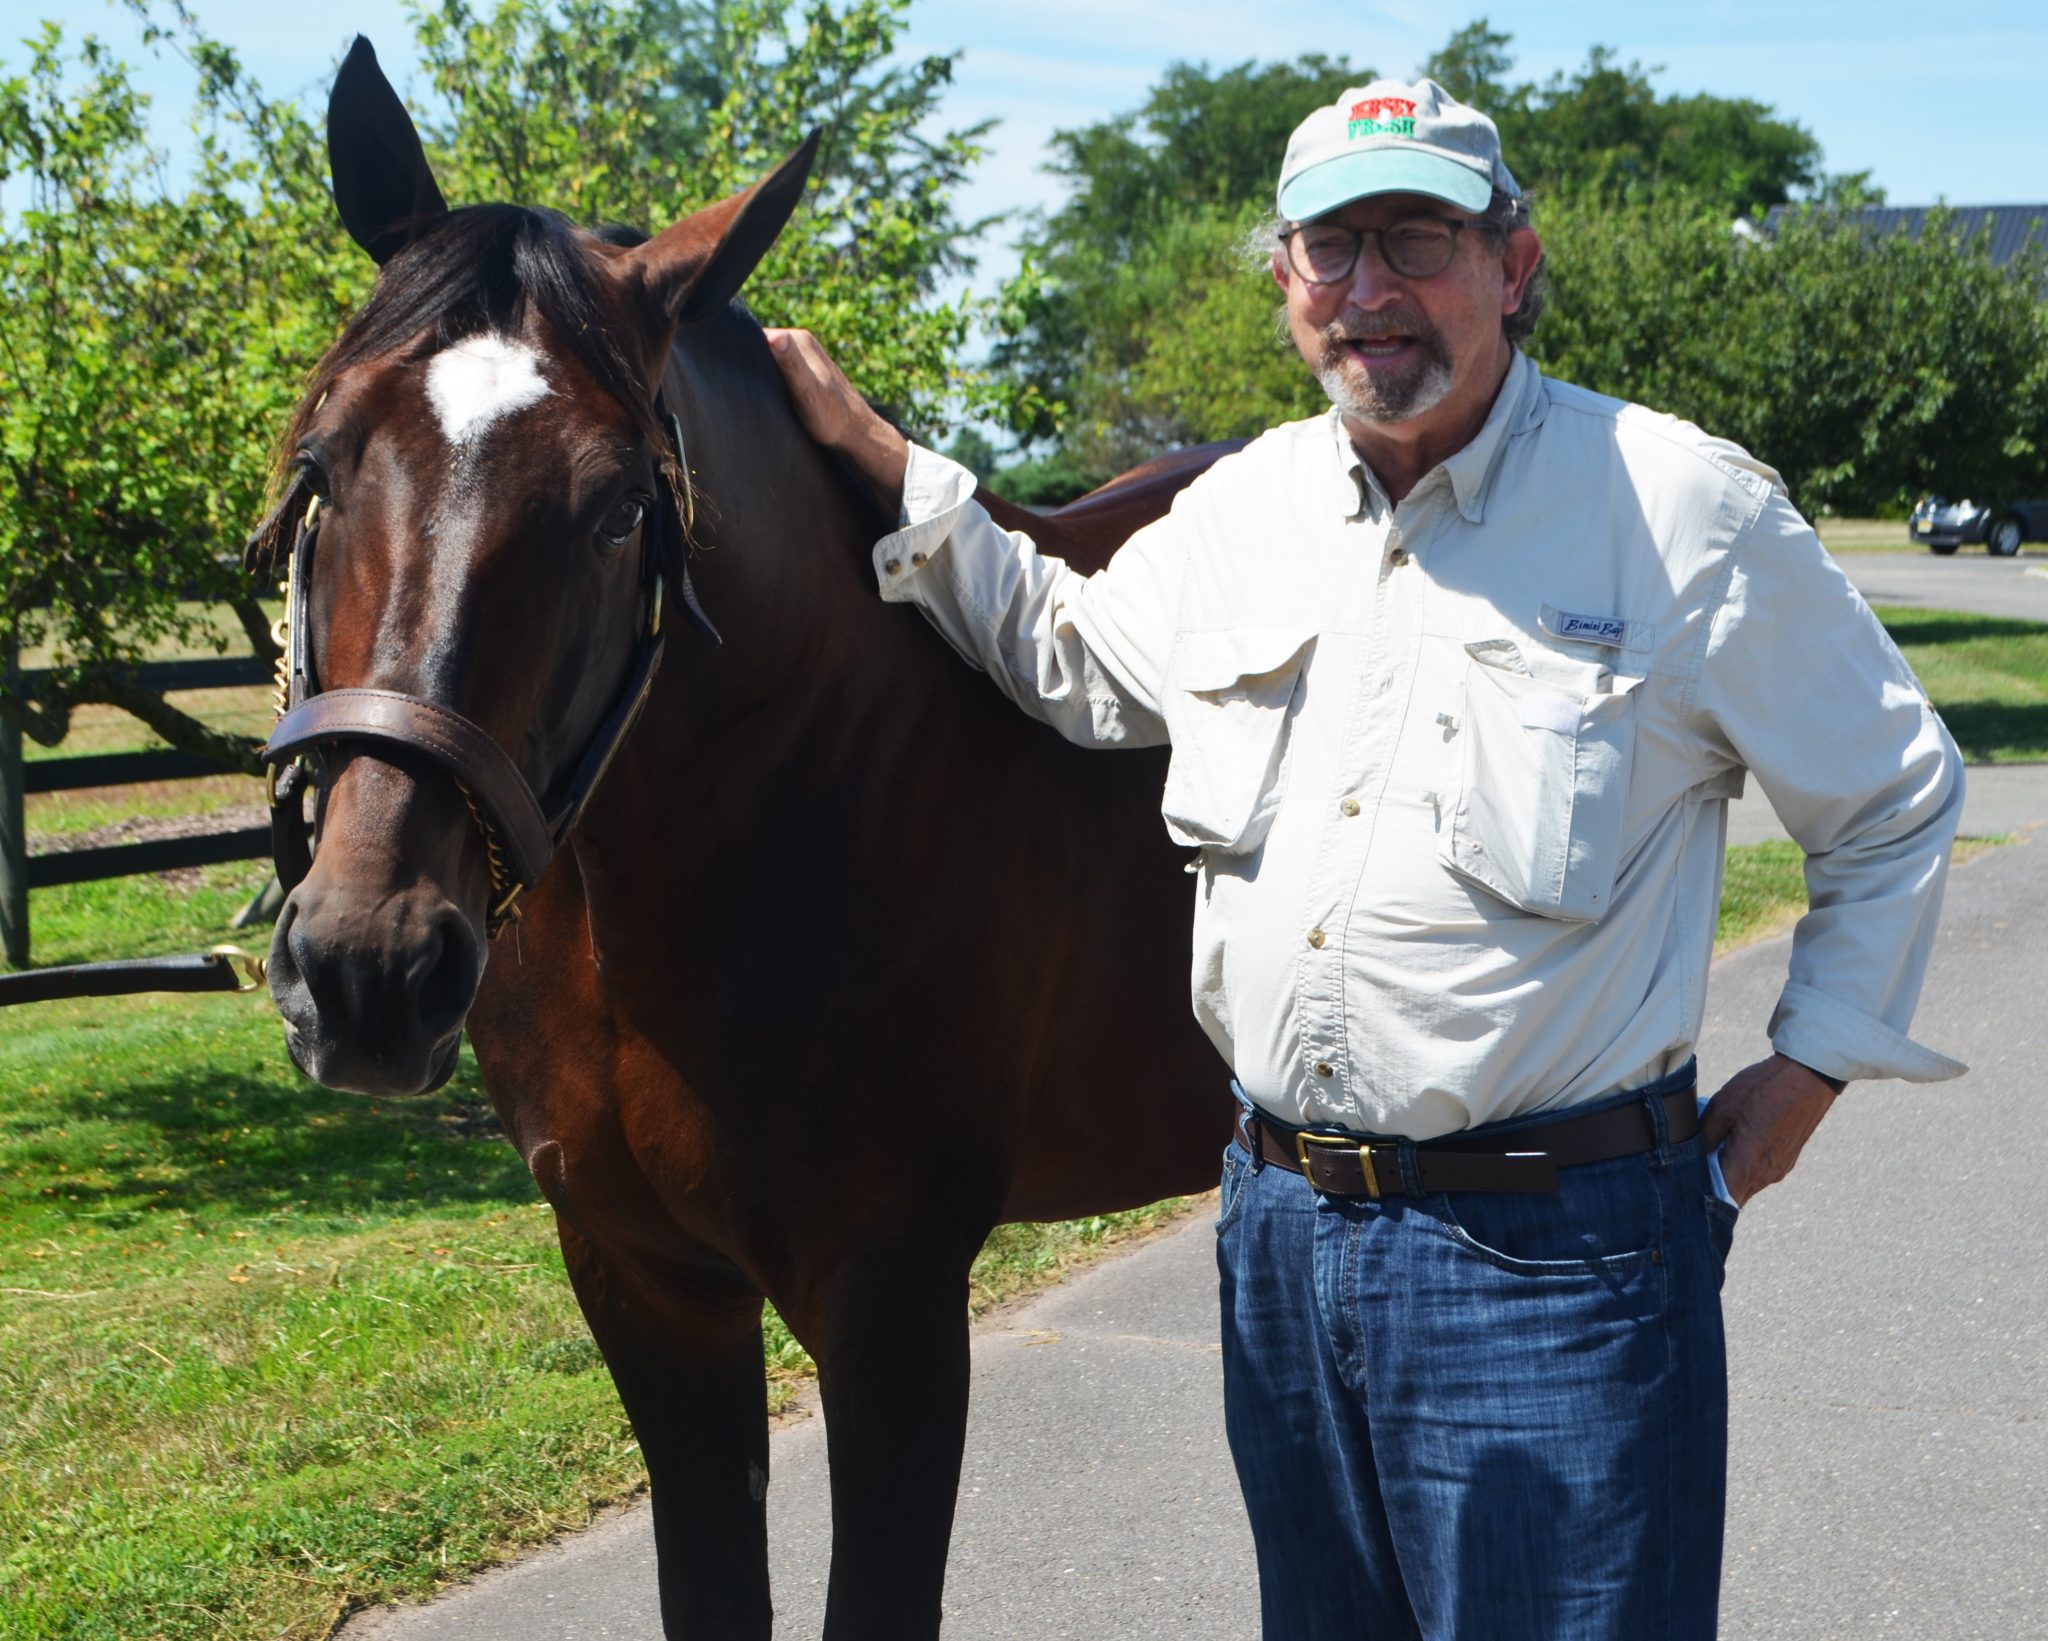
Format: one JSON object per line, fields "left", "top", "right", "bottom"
{"left": 255, "top": 37, "right": 815, "bottom": 1096}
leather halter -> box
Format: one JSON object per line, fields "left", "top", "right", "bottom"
{"left": 262, "top": 403, "right": 715, "bottom": 937}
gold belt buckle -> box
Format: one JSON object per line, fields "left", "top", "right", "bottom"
{"left": 1296, "top": 1131, "right": 1381, "bottom": 1198}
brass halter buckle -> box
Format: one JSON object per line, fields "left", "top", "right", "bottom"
{"left": 1296, "top": 1131, "right": 1382, "bottom": 1198}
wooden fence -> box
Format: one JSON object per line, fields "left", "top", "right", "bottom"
{"left": 0, "top": 638, "right": 273, "bottom": 968}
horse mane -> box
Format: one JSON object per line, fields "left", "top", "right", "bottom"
{"left": 278, "top": 205, "right": 667, "bottom": 479}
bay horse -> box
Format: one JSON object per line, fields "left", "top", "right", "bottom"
{"left": 252, "top": 37, "right": 1233, "bottom": 1640}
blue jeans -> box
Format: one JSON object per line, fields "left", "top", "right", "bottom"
{"left": 1216, "top": 1068, "right": 1735, "bottom": 1640}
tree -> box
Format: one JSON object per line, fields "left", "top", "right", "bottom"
{"left": 1528, "top": 196, "right": 2048, "bottom": 513}
{"left": 992, "top": 54, "right": 1366, "bottom": 483}
{"left": 0, "top": 19, "right": 355, "bottom": 769}
{"left": 992, "top": 27, "right": 1852, "bottom": 492}
{"left": 1423, "top": 24, "right": 1823, "bottom": 215}
{"left": 0, "top": 1, "right": 1003, "bottom": 765}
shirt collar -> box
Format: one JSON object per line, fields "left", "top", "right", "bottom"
{"left": 1330, "top": 350, "right": 1542, "bottom": 526}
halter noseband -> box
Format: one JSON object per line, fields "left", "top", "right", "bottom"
{"left": 261, "top": 400, "right": 714, "bottom": 938}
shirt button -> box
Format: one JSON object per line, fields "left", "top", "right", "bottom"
{"left": 1388, "top": 548, "right": 1410, "bottom": 567}
{"left": 910, "top": 551, "right": 928, "bottom": 567}
{"left": 1314, "top": 1062, "right": 1335, "bottom": 1078}
{"left": 1339, "top": 796, "right": 1360, "bottom": 817}
{"left": 883, "top": 558, "right": 902, "bottom": 576}
{"left": 1307, "top": 928, "right": 1327, "bottom": 949}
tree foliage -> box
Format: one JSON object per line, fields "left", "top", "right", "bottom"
{"left": 0, "top": 17, "right": 354, "bottom": 766}
{"left": 1423, "top": 22, "right": 1822, "bottom": 215}
{"left": 989, "top": 23, "right": 1830, "bottom": 478}
{"left": 990, "top": 22, "right": 2042, "bottom": 516}
{"left": 989, "top": 54, "right": 1362, "bottom": 481}
{"left": 0, "top": 0, "right": 1003, "bottom": 762}
{"left": 1528, "top": 198, "right": 2048, "bottom": 513}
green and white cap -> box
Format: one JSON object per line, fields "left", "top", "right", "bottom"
{"left": 1277, "top": 77, "right": 1519, "bottom": 223}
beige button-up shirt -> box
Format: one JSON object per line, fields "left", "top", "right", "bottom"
{"left": 874, "top": 353, "right": 1965, "bottom": 1138}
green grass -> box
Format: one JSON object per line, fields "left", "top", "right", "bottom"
{"left": 1875, "top": 605, "right": 2048, "bottom": 762}
{"left": 1, "top": 867, "right": 1190, "bottom": 1639}
{"left": 1818, "top": 516, "right": 1916, "bottom": 553}
{"left": 1715, "top": 835, "right": 2000, "bottom": 954}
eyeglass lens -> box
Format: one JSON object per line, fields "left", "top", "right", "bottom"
{"left": 1288, "top": 220, "right": 1459, "bottom": 283}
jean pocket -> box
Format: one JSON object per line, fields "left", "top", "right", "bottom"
{"left": 1215, "top": 1138, "right": 1252, "bottom": 1234}
{"left": 1430, "top": 1158, "right": 1660, "bottom": 1279}
{"left": 1160, "top": 629, "right": 1315, "bottom": 856}
{"left": 1439, "top": 640, "right": 1639, "bottom": 922}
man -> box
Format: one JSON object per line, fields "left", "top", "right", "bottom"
{"left": 768, "top": 78, "right": 1963, "bottom": 1640}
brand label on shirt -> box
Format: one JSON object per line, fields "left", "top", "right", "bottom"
{"left": 1539, "top": 604, "right": 1636, "bottom": 650}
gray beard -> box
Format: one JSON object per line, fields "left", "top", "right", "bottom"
{"left": 1315, "top": 327, "right": 1454, "bottom": 425}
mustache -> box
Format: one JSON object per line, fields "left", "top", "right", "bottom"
{"left": 1322, "top": 310, "right": 1437, "bottom": 344}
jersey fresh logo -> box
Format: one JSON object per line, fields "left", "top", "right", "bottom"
{"left": 1348, "top": 96, "right": 1417, "bottom": 138}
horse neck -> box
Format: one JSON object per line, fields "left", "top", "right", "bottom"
{"left": 611, "top": 309, "right": 966, "bottom": 797}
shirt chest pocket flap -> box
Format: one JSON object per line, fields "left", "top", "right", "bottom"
{"left": 1441, "top": 639, "right": 1640, "bottom": 922}
{"left": 1160, "top": 628, "right": 1315, "bottom": 855}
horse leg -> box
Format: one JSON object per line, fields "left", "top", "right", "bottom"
{"left": 557, "top": 1218, "right": 772, "bottom": 1641}
{"left": 801, "top": 1244, "right": 977, "bottom": 1641}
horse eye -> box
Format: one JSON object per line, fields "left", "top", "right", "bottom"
{"left": 599, "top": 496, "right": 647, "bottom": 546}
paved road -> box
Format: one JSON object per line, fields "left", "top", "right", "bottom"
{"left": 1833, "top": 549, "right": 2048, "bottom": 623}
{"left": 1721, "top": 550, "right": 2048, "bottom": 849}
{"left": 343, "top": 837, "right": 2046, "bottom": 1639}
{"left": 1726, "top": 762, "right": 2048, "bottom": 848}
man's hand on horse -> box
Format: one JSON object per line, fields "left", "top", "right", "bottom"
{"left": 765, "top": 328, "right": 910, "bottom": 509}
{"left": 1699, "top": 1053, "right": 1842, "bottom": 1206}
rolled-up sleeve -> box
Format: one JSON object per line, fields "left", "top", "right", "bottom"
{"left": 870, "top": 444, "right": 1189, "bottom": 749}
{"left": 1692, "top": 491, "right": 1966, "bottom": 1084}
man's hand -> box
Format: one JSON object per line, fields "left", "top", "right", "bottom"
{"left": 1698, "top": 1054, "right": 1841, "bottom": 1205}
{"left": 764, "top": 327, "right": 910, "bottom": 510}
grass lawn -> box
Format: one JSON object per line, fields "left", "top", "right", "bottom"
{"left": 0, "top": 866, "right": 1188, "bottom": 1641}
{"left": 1874, "top": 605, "right": 2048, "bottom": 763}
{"left": 1, "top": 601, "right": 2029, "bottom": 1639}
{"left": 1817, "top": 516, "right": 1916, "bottom": 553}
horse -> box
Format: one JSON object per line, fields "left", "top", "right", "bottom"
{"left": 250, "top": 37, "right": 1235, "bottom": 1639}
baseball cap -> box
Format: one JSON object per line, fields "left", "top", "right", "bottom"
{"left": 1276, "top": 78, "right": 1520, "bottom": 223}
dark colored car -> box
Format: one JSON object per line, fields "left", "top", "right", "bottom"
{"left": 1909, "top": 494, "right": 2048, "bottom": 556}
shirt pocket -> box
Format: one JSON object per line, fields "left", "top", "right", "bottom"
{"left": 1439, "top": 639, "right": 1639, "bottom": 921}
{"left": 1159, "top": 628, "right": 1315, "bottom": 855}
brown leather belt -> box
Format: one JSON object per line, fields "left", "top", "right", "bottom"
{"left": 1235, "top": 1089, "right": 1700, "bottom": 1198}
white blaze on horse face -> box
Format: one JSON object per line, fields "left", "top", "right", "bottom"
{"left": 425, "top": 333, "right": 551, "bottom": 450}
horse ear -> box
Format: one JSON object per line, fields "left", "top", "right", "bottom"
{"left": 327, "top": 36, "right": 448, "bottom": 265}
{"left": 630, "top": 131, "right": 821, "bottom": 329}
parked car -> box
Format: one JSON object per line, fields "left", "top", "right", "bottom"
{"left": 1909, "top": 494, "right": 2048, "bottom": 555}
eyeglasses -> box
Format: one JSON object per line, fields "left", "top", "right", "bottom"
{"left": 1280, "top": 216, "right": 1480, "bottom": 285}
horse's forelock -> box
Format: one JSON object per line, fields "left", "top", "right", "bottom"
{"left": 273, "top": 204, "right": 668, "bottom": 499}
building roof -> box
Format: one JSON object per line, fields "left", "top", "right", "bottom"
{"left": 1760, "top": 204, "right": 2048, "bottom": 267}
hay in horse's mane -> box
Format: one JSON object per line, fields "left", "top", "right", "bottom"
{"left": 281, "top": 204, "right": 668, "bottom": 472}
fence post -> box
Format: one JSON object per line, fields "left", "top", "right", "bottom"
{"left": 0, "top": 634, "right": 27, "bottom": 968}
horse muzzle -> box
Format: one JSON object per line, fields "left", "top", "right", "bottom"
{"left": 267, "top": 868, "right": 483, "bottom": 1098}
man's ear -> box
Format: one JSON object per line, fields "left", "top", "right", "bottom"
{"left": 1271, "top": 248, "right": 1290, "bottom": 291}
{"left": 328, "top": 36, "right": 448, "bottom": 265}
{"left": 623, "top": 132, "right": 821, "bottom": 331}
{"left": 1499, "top": 227, "right": 1544, "bottom": 319}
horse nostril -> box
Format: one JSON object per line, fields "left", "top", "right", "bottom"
{"left": 410, "top": 904, "right": 483, "bottom": 1041}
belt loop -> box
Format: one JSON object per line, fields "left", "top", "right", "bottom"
{"left": 1232, "top": 1082, "right": 1266, "bottom": 1174}
{"left": 1397, "top": 1140, "right": 1424, "bottom": 1198}
{"left": 1643, "top": 1087, "right": 1674, "bottom": 1168}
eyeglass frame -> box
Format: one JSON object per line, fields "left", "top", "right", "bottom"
{"left": 1278, "top": 214, "right": 1488, "bottom": 286}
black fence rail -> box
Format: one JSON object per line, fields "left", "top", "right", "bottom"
{"left": 0, "top": 639, "right": 273, "bottom": 968}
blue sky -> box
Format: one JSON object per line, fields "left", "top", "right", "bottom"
{"left": 13, "top": 0, "right": 2048, "bottom": 294}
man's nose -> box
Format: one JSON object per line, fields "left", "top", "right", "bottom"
{"left": 1340, "top": 240, "right": 1409, "bottom": 309}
